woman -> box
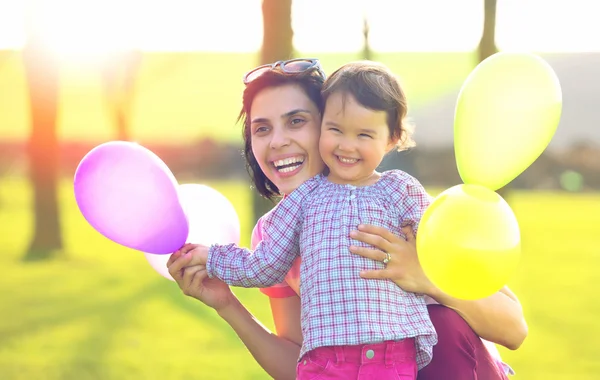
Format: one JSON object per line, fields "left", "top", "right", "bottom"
{"left": 167, "top": 59, "right": 527, "bottom": 379}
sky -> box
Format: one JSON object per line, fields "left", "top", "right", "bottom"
{"left": 0, "top": 0, "right": 597, "bottom": 57}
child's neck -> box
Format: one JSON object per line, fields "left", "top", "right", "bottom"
{"left": 326, "top": 171, "right": 381, "bottom": 187}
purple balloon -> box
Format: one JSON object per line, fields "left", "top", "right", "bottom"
{"left": 74, "top": 141, "right": 189, "bottom": 254}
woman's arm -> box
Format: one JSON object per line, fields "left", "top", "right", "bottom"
{"left": 216, "top": 295, "right": 302, "bottom": 380}
{"left": 349, "top": 224, "right": 528, "bottom": 350}
{"left": 429, "top": 285, "right": 527, "bottom": 350}
{"left": 167, "top": 250, "right": 302, "bottom": 380}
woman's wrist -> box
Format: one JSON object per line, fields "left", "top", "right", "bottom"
{"left": 215, "top": 293, "right": 243, "bottom": 320}
{"left": 422, "top": 281, "right": 447, "bottom": 303}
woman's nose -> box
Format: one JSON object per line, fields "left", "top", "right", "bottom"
{"left": 270, "top": 128, "right": 291, "bottom": 149}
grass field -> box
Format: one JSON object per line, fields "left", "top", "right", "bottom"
{"left": 1, "top": 48, "right": 598, "bottom": 379}
{"left": 0, "top": 51, "right": 476, "bottom": 144}
{"left": 1, "top": 178, "right": 599, "bottom": 379}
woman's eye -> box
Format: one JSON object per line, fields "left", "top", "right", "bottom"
{"left": 254, "top": 126, "right": 269, "bottom": 134}
{"left": 290, "top": 118, "right": 305, "bottom": 126}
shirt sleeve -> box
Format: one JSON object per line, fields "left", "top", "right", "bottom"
{"left": 253, "top": 216, "right": 299, "bottom": 298}
{"left": 392, "top": 170, "right": 432, "bottom": 235}
{"left": 206, "top": 187, "right": 306, "bottom": 288}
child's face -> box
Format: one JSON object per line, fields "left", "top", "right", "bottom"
{"left": 320, "top": 92, "right": 396, "bottom": 186}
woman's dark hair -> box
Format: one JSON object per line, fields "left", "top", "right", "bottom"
{"left": 238, "top": 69, "right": 325, "bottom": 200}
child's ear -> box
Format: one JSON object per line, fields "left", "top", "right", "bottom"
{"left": 386, "top": 138, "right": 399, "bottom": 153}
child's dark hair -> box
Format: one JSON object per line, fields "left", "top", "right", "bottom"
{"left": 321, "top": 61, "right": 415, "bottom": 150}
{"left": 238, "top": 69, "right": 325, "bottom": 200}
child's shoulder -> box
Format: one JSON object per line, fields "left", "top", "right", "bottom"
{"left": 381, "top": 169, "right": 420, "bottom": 185}
{"left": 380, "top": 170, "right": 428, "bottom": 197}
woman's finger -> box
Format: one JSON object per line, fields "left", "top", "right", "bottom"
{"left": 350, "top": 230, "right": 391, "bottom": 252}
{"left": 349, "top": 245, "right": 387, "bottom": 263}
{"left": 191, "top": 267, "right": 208, "bottom": 289}
{"left": 182, "top": 265, "right": 205, "bottom": 292}
{"left": 359, "top": 269, "right": 392, "bottom": 280}
{"left": 166, "top": 251, "right": 181, "bottom": 267}
{"left": 401, "top": 225, "right": 416, "bottom": 243}
{"left": 167, "top": 243, "right": 196, "bottom": 267}
{"left": 357, "top": 224, "right": 397, "bottom": 243}
{"left": 167, "top": 253, "right": 194, "bottom": 282}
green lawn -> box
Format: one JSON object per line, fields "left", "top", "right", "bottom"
{"left": 0, "top": 51, "right": 476, "bottom": 144}
{"left": 1, "top": 178, "right": 599, "bottom": 379}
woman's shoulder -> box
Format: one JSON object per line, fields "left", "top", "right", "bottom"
{"left": 251, "top": 212, "right": 272, "bottom": 249}
{"left": 285, "top": 173, "right": 326, "bottom": 201}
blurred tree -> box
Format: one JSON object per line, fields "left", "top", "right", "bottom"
{"left": 362, "top": 13, "right": 372, "bottom": 61}
{"left": 251, "top": 0, "right": 294, "bottom": 223}
{"left": 22, "top": 11, "right": 63, "bottom": 260}
{"left": 477, "top": 0, "right": 512, "bottom": 199}
{"left": 102, "top": 50, "right": 142, "bottom": 141}
{"left": 260, "top": 0, "right": 294, "bottom": 64}
{"left": 477, "top": 0, "right": 498, "bottom": 63}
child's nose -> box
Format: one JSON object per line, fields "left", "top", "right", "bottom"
{"left": 337, "top": 138, "right": 356, "bottom": 152}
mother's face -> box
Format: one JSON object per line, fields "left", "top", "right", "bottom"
{"left": 249, "top": 84, "right": 325, "bottom": 195}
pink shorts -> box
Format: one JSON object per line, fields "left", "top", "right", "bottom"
{"left": 296, "top": 339, "right": 417, "bottom": 380}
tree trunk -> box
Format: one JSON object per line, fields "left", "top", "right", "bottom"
{"left": 22, "top": 31, "right": 63, "bottom": 261}
{"left": 477, "top": 0, "right": 498, "bottom": 63}
{"left": 362, "top": 15, "right": 372, "bottom": 61}
{"left": 102, "top": 50, "right": 142, "bottom": 141}
{"left": 252, "top": 0, "right": 295, "bottom": 223}
{"left": 260, "top": 0, "right": 294, "bottom": 64}
{"left": 477, "top": 0, "right": 511, "bottom": 199}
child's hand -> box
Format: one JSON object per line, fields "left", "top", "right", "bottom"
{"left": 166, "top": 243, "right": 234, "bottom": 310}
{"left": 172, "top": 243, "right": 210, "bottom": 265}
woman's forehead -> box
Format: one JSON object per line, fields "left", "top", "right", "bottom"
{"left": 251, "top": 84, "right": 317, "bottom": 116}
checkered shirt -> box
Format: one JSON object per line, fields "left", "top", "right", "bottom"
{"left": 207, "top": 170, "right": 437, "bottom": 368}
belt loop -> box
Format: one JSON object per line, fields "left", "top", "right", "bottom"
{"left": 334, "top": 346, "right": 345, "bottom": 363}
{"left": 385, "top": 341, "right": 394, "bottom": 368}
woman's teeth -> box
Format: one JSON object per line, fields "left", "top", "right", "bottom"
{"left": 279, "top": 166, "right": 299, "bottom": 173}
{"left": 273, "top": 157, "right": 304, "bottom": 172}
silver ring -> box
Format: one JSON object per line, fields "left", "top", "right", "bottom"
{"left": 382, "top": 252, "right": 391, "bottom": 265}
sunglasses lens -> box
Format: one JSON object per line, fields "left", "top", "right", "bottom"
{"left": 245, "top": 66, "right": 271, "bottom": 83}
{"left": 282, "top": 60, "right": 314, "bottom": 73}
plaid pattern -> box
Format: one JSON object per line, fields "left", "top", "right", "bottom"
{"left": 207, "top": 170, "right": 437, "bottom": 369}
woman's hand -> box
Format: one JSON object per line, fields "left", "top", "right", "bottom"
{"left": 350, "top": 224, "right": 528, "bottom": 348}
{"left": 349, "top": 224, "right": 437, "bottom": 297}
{"left": 167, "top": 244, "right": 235, "bottom": 312}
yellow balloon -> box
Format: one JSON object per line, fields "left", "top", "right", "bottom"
{"left": 454, "top": 52, "right": 562, "bottom": 191}
{"left": 417, "top": 184, "right": 521, "bottom": 300}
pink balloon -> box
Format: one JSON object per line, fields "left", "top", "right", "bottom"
{"left": 74, "top": 141, "right": 189, "bottom": 254}
{"left": 144, "top": 183, "right": 241, "bottom": 281}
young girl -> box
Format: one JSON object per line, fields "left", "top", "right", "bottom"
{"left": 181, "top": 61, "right": 437, "bottom": 378}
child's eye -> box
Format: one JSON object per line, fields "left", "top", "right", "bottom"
{"left": 359, "top": 133, "right": 373, "bottom": 138}
{"left": 329, "top": 127, "right": 341, "bottom": 133}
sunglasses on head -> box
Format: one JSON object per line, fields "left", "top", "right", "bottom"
{"left": 243, "top": 58, "right": 326, "bottom": 85}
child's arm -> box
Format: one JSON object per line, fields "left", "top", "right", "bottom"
{"left": 206, "top": 193, "right": 304, "bottom": 288}
{"left": 398, "top": 173, "right": 432, "bottom": 235}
